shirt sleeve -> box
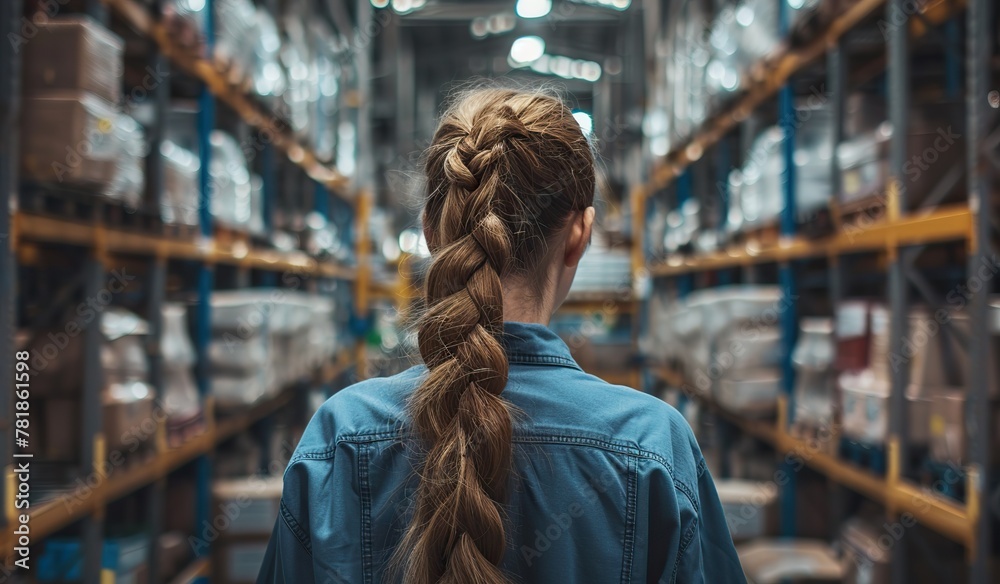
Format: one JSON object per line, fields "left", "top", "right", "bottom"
{"left": 256, "top": 500, "right": 316, "bottom": 584}
{"left": 690, "top": 458, "right": 746, "bottom": 583}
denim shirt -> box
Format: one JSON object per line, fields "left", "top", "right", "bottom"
{"left": 258, "top": 322, "right": 745, "bottom": 583}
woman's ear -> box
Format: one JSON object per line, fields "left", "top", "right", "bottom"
{"left": 564, "top": 207, "right": 595, "bottom": 269}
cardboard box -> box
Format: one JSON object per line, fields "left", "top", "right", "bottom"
{"left": 23, "top": 16, "right": 123, "bottom": 104}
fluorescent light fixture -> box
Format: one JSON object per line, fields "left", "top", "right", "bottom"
{"left": 509, "top": 36, "right": 546, "bottom": 65}
{"left": 572, "top": 111, "right": 593, "bottom": 135}
{"left": 568, "top": 0, "right": 631, "bottom": 10}
{"left": 520, "top": 53, "right": 602, "bottom": 82}
{"left": 516, "top": 0, "right": 552, "bottom": 18}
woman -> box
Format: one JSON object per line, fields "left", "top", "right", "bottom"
{"left": 258, "top": 88, "right": 745, "bottom": 584}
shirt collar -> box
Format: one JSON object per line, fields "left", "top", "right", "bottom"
{"left": 501, "top": 321, "right": 581, "bottom": 370}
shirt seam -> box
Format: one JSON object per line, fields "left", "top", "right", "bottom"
{"left": 359, "top": 443, "right": 374, "bottom": 584}
{"left": 292, "top": 433, "right": 701, "bottom": 513}
{"left": 506, "top": 352, "right": 582, "bottom": 369}
{"left": 279, "top": 499, "right": 313, "bottom": 556}
{"left": 670, "top": 517, "right": 699, "bottom": 584}
{"left": 620, "top": 455, "right": 637, "bottom": 584}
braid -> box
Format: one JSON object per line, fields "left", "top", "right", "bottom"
{"left": 395, "top": 88, "right": 596, "bottom": 584}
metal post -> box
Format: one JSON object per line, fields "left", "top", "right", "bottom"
{"left": 886, "top": 0, "right": 911, "bottom": 581}
{"left": 827, "top": 40, "right": 847, "bottom": 542}
{"left": 81, "top": 258, "right": 106, "bottom": 584}
{"left": 0, "top": 0, "right": 23, "bottom": 535}
{"left": 85, "top": 0, "right": 109, "bottom": 24}
{"left": 966, "top": 0, "right": 993, "bottom": 581}
{"left": 194, "top": 0, "right": 216, "bottom": 564}
{"left": 146, "top": 258, "right": 166, "bottom": 584}
{"left": 777, "top": 0, "right": 798, "bottom": 539}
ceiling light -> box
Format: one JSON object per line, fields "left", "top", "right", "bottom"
{"left": 516, "top": 0, "right": 552, "bottom": 19}
{"left": 370, "top": 0, "right": 389, "bottom": 7}
{"left": 510, "top": 36, "right": 546, "bottom": 65}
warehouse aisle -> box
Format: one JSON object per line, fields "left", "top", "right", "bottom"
{"left": 0, "top": 0, "right": 997, "bottom": 583}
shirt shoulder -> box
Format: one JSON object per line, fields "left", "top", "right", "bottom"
{"left": 505, "top": 366, "right": 704, "bottom": 488}
{"left": 292, "top": 366, "right": 425, "bottom": 458}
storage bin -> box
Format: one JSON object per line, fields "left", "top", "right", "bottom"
{"left": 717, "top": 368, "right": 781, "bottom": 417}
{"left": 737, "top": 539, "right": 843, "bottom": 584}
{"left": 220, "top": 541, "right": 270, "bottom": 583}
{"left": 838, "top": 371, "right": 931, "bottom": 445}
{"left": 37, "top": 533, "right": 149, "bottom": 582}
{"left": 715, "top": 480, "right": 778, "bottom": 541}
{"left": 212, "top": 476, "right": 283, "bottom": 535}
{"left": 23, "top": 16, "right": 124, "bottom": 104}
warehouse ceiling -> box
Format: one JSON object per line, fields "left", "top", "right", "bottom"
{"left": 366, "top": 0, "right": 647, "bottom": 229}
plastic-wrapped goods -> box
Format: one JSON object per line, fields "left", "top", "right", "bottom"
{"left": 647, "top": 285, "right": 783, "bottom": 378}
{"left": 208, "top": 290, "right": 340, "bottom": 408}
{"left": 161, "top": 140, "right": 200, "bottom": 227}
{"left": 728, "top": 105, "right": 833, "bottom": 232}
{"left": 99, "top": 307, "right": 151, "bottom": 382}
{"left": 103, "top": 380, "right": 156, "bottom": 451}
{"left": 252, "top": 8, "right": 289, "bottom": 112}
{"left": 163, "top": 0, "right": 208, "bottom": 53}
{"left": 729, "top": 127, "right": 785, "bottom": 231}
{"left": 215, "top": 0, "right": 259, "bottom": 79}
{"left": 662, "top": 0, "right": 711, "bottom": 149}
{"left": 302, "top": 212, "right": 348, "bottom": 260}
{"left": 281, "top": 19, "right": 315, "bottom": 138}
{"left": 794, "top": 103, "right": 834, "bottom": 215}
{"left": 21, "top": 95, "right": 146, "bottom": 208}
{"left": 209, "top": 131, "right": 257, "bottom": 232}
{"left": 308, "top": 21, "right": 341, "bottom": 162}
{"left": 838, "top": 370, "right": 931, "bottom": 446}
{"left": 161, "top": 303, "right": 201, "bottom": 424}
{"left": 791, "top": 318, "right": 836, "bottom": 428}
{"left": 23, "top": 17, "right": 123, "bottom": 104}
{"left": 839, "top": 519, "right": 890, "bottom": 584}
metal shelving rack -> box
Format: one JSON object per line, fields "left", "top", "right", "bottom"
{"left": 0, "top": 0, "right": 373, "bottom": 582}
{"left": 637, "top": 0, "right": 996, "bottom": 582}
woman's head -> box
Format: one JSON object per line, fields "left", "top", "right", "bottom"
{"left": 396, "top": 88, "right": 596, "bottom": 583}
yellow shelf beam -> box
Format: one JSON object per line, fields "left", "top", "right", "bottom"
{"left": 168, "top": 557, "right": 211, "bottom": 584}
{"left": 650, "top": 366, "right": 976, "bottom": 547}
{"left": 648, "top": 205, "right": 972, "bottom": 277}
{"left": 103, "top": 0, "right": 352, "bottom": 200}
{"left": 643, "top": 0, "right": 966, "bottom": 194}
{"left": 14, "top": 213, "right": 356, "bottom": 279}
